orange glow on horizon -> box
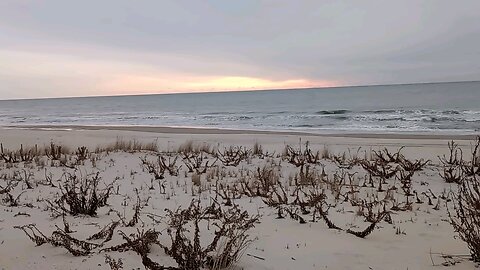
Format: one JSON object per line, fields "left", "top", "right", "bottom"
{"left": 101, "top": 74, "right": 339, "bottom": 95}
{"left": 0, "top": 49, "right": 341, "bottom": 98}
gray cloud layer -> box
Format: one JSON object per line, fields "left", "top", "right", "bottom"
{"left": 0, "top": 0, "right": 479, "bottom": 98}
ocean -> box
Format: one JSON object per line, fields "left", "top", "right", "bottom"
{"left": 0, "top": 81, "right": 479, "bottom": 134}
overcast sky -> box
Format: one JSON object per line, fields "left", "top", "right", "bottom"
{"left": 0, "top": 0, "right": 479, "bottom": 99}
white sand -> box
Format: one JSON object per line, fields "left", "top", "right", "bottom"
{"left": 0, "top": 126, "right": 477, "bottom": 270}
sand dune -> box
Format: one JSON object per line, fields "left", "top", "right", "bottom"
{"left": 0, "top": 126, "right": 477, "bottom": 269}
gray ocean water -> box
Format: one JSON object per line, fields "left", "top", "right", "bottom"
{"left": 0, "top": 81, "right": 479, "bottom": 134}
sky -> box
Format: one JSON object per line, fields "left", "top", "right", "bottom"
{"left": 0, "top": 0, "right": 479, "bottom": 99}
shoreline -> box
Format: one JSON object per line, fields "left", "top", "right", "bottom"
{"left": 4, "top": 124, "right": 478, "bottom": 140}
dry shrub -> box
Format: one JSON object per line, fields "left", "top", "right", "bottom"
{"left": 182, "top": 152, "right": 216, "bottom": 174}
{"left": 88, "top": 221, "right": 120, "bottom": 243}
{"left": 141, "top": 155, "right": 179, "bottom": 183}
{"left": 251, "top": 142, "right": 274, "bottom": 159}
{"left": 305, "top": 187, "right": 339, "bottom": 228}
{"left": 449, "top": 173, "right": 480, "bottom": 262}
{"left": 13, "top": 169, "right": 35, "bottom": 189}
{"left": 360, "top": 159, "right": 398, "bottom": 181}
{"left": 346, "top": 204, "right": 389, "bottom": 238}
{"left": 252, "top": 142, "right": 263, "bottom": 156}
{"left": 439, "top": 140, "right": 464, "bottom": 184}
{"left": 1, "top": 190, "right": 25, "bottom": 207}
{"left": 105, "top": 255, "right": 124, "bottom": 270}
{"left": 262, "top": 181, "right": 288, "bottom": 207}
{"left": 396, "top": 168, "right": 415, "bottom": 199}
{"left": 215, "top": 182, "right": 242, "bottom": 206}
{"left": 254, "top": 165, "right": 279, "bottom": 195}
{"left": 191, "top": 173, "right": 201, "bottom": 186}
{"left": 45, "top": 142, "right": 70, "bottom": 160}
{"left": 331, "top": 148, "right": 363, "bottom": 169}
{"left": 15, "top": 224, "right": 101, "bottom": 256}
{"left": 217, "top": 146, "right": 250, "bottom": 167}
{"left": 462, "top": 137, "right": 480, "bottom": 177}
{"left": 448, "top": 137, "right": 480, "bottom": 262}
{"left": 0, "top": 143, "right": 40, "bottom": 163}
{"left": 321, "top": 145, "right": 331, "bottom": 159}
{"left": 113, "top": 188, "right": 144, "bottom": 227}
{"left": 50, "top": 228, "right": 101, "bottom": 256}
{"left": 178, "top": 140, "right": 195, "bottom": 153}
{"left": 296, "top": 165, "right": 320, "bottom": 186}
{"left": 240, "top": 165, "right": 279, "bottom": 198}
{"left": 141, "top": 156, "right": 166, "bottom": 179}
{"left": 346, "top": 217, "right": 383, "bottom": 238}
{"left": 178, "top": 140, "right": 213, "bottom": 155}
{"left": 75, "top": 146, "right": 90, "bottom": 163}
{"left": 0, "top": 181, "right": 13, "bottom": 195}
{"left": 362, "top": 147, "right": 428, "bottom": 180}
{"left": 160, "top": 200, "right": 259, "bottom": 270}
{"left": 398, "top": 157, "right": 429, "bottom": 173}
{"left": 283, "top": 141, "right": 320, "bottom": 167}
{"left": 160, "top": 155, "right": 181, "bottom": 176}
{"left": 97, "top": 138, "right": 158, "bottom": 153}
{"left": 48, "top": 172, "right": 113, "bottom": 216}
{"left": 101, "top": 230, "right": 164, "bottom": 269}
{"left": 372, "top": 147, "right": 404, "bottom": 163}
{"left": 102, "top": 229, "right": 161, "bottom": 255}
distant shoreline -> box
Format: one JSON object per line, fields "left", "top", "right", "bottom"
{"left": 4, "top": 124, "right": 477, "bottom": 140}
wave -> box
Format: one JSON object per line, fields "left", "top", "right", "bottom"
{"left": 363, "top": 109, "right": 397, "bottom": 114}
{"left": 315, "top": 109, "right": 350, "bottom": 115}
{"left": 2, "top": 104, "right": 479, "bottom": 134}
{"left": 328, "top": 116, "right": 349, "bottom": 120}
{"left": 289, "top": 124, "right": 316, "bottom": 128}
{"left": 199, "top": 115, "right": 254, "bottom": 121}
{"left": 199, "top": 111, "right": 236, "bottom": 115}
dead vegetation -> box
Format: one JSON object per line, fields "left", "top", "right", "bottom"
{"left": 7, "top": 137, "right": 480, "bottom": 268}
{"left": 101, "top": 229, "right": 161, "bottom": 255}
{"left": 283, "top": 141, "right": 321, "bottom": 167}
{"left": 160, "top": 200, "right": 259, "bottom": 270}
{"left": 105, "top": 255, "right": 124, "bottom": 270}
{"left": 141, "top": 155, "right": 180, "bottom": 179}
{"left": 96, "top": 138, "right": 159, "bottom": 153}
{"left": 217, "top": 146, "right": 250, "bottom": 167}
{"left": 45, "top": 142, "right": 69, "bottom": 160}
{"left": 177, "top": 140, "right": 214, "bottom": 155}
{"left": 15, "top": 224, "right": 101, "bottom": 256}
{"left": 347, "top": 209, "right": 389, "bottom": 238}
{"left": 439, "top": 140, "right": 465, "bottom": 184}
{"left": 448, "top": 136, "right": 480, "bottom": 262}
{"left": 182, "top": 151, "right": 216, "bottom": 174}
{"left": 47, "top": 172, "right": 113, "bottom": 216}
{"left": 88, "top": 221, "right": 120, "bottom": 243}
{"left": 75, "top": 146, "right": 90, "bottom": 163}
{"left": 0, "top": 143, "right": 40, "bottom": 163}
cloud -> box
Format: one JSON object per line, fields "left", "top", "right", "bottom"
{"left": 0, "top": 0, "right": 479, "bottom": 99}
{"left": 0, "top": 48, "right": 335, "bottom": 99}
{"left": 101, "top": 74, "right": 337, "bottom": 95}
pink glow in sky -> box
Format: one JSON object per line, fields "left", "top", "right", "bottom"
{"left": 0, "top": 1, "right": 478, "bottom": 99}
{"left": 101, "top": 75, "right": 338, "bottom": 96}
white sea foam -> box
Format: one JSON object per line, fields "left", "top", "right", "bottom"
{"left": 0, "top": 81, "right": 479, "bottom": 134}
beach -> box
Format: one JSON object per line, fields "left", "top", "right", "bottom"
{"left": 2, "top": 1, "right": 480, "bottom": 269}
{"left": 0, "top": 125, "right": 477, "bottom": 269}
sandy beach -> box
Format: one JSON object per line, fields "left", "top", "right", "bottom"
{"left": 2, "top": 1, "right": 479, "bottom": 269}
{"left": 1, "top": 125, "right": 476, "bottom": 156}
{"left": 0, "top": 125, "right": 478, "bottom": 269}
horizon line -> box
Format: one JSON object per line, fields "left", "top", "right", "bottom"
{"left": 1, "top": 79, "right": 479, "bottom": 102}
